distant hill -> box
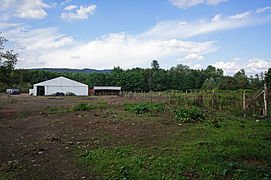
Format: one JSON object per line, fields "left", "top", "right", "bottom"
{"left": 29, "top": 68, "right": 111, "bottom": 74}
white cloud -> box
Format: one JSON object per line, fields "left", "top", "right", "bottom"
{"left": 1, "top": 24, "right": 216, "bottom": 69}
{"left": 212, "top": 61, "right": 240, "bottom": 74}
{"left": 230, "top": 11, "right": 252, "bottom": 19}
{"left": 256, "top": 6, "right": 271, "bottom": 13}
{"left": 233, "top": 57, "right": 241, "bottom": 61}
{"left": 193, "top": 64, "right": 202, "bottom": 69}
{"left": 177, "top": 54, "right": 204, "bottom": 61}
{"left": 246, "top": 58, "right": 271, "bottom": 73}
{"left": 2, "top": 6, "right": 271, "bottom": 71}
{"left": 140, "top": 8, "right": 271, "bottom": 40}
{"left": 206, "top": 0, "right": 227, "bottom": 6}
{"left": 61, "top": 5, "right": 96, "bottom": 22}
{"left": 64, "top": 5, "right": 78, "bottom": 11}
{"left": 61, "top": 0, "right": 72, "bottom": 6}
{"left": 213, "top": 58, "right": 271, "bottom": 75}
{"left": 169, "top": 0, "right": 204, "bottom": 9}
{"left": 212, "top": 14, "right": 222, "bottom": 22}
{"left": 169, "top": 0, "right": 227, "bottom": 8}
{"left": 0, "top": 0, "right": 49, "bottom": 19}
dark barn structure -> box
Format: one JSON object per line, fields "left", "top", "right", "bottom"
{"left": 93, "top": 86, "right": 121, "bottom": 96}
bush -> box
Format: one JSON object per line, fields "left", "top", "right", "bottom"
{"left": 123, "top": 103, "right": 150, "bottom": 114}
{"left": 45, "top": 102, "right": 107, "bottom": 114}
{"left": 123, "top": 102, "right": 166, "bottom": 114}
{"left": 72, "top": 102, "right": 96, "bottom": 111}
{"left": 149, "top": 102, "right": 166, "bottom": 113}
{"left": 174, "top": 106, "right": 204, "bottom": 123}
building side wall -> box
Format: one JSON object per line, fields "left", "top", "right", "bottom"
{"left": 94, "top": 90, "right": 120, "bottom": 96}
{"left": 33, "top": 85, "right": 88, "bottom": 96}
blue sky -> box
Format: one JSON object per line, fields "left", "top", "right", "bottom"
{"left": 0, "top": 0, "right": 271, "bottom": 75}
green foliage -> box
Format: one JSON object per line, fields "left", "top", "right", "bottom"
{"left": 174, "top": 106, "right": 204, "bottom": 122}
{"left": 123, "top": 102, "right": 166, "bottom": 114}
{"left": 45, "top": 102, "right": 107, "bottom": 114}
{"left": 79, "top": 146, "right": 188, "bottom": 179}
{"left": 72, "top": 102, "right": 97, "bottom": 111}
{"left": 0, "top": 35, "right": 18, "bottom": 90}
{"left": 45, "top": 107, "right": 68, "bottom": 113}
{"left": 265, "top": 68, "right": 271, "bottom": 88}
{"left": 151, "top": 60, "right": 160, "bottom": 70}
{"left": 78, "top": 117, "right": 271, "bottom": 179}
{"left": 202, "top": 77, "right": 216, "bottom": 90}
{"left": 0, "top": 56, "right": 266, "bottom": 93}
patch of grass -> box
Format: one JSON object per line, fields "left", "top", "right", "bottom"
{"left": 77, "top": 117, "right": 271, "bottom": 179}
{"left": 72, "top": 102, "right": 96, "bottom": 111}
{"left": 45, "top": 102, "right": 108, "bottom": 114}
{"left": 79, "top": 146, "right": 187, "bottom": 179}
{"left": 45, "top": 107, "right": 70, "bottom": 113}
{"left": 123, "top": 102, "right": 166, "bottom": 114}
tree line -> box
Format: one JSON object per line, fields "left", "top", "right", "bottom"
{"left": 1, "top": 35, "right": 271, "bottom": 93}
{"left": 1, "top": 60, "right": 270, "bottom": 93}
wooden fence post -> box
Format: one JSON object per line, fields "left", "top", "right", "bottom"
{"left": 159, "top": 91, "right": 161, "bottom": 102}
{"left": 212, "top": 89, "right": 215, "bottom": 109}
{"left": 264, "top": 83, "right": 268, "bottom": 117}
{"left": 186, "top": 90, "right": 188, "bottom": 105}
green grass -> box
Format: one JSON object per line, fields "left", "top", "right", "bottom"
{"left": 45, "top": 102, "right": 107, "bottom": 114}
{"left": 123, "top": 102, "right": 167, "bottom": 114}
{"left": 77, "top": 116, "right": 271, "bottom": 179}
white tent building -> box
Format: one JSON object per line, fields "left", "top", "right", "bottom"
{"left": 29, "top": 76, "right": 88, "bottom": 96}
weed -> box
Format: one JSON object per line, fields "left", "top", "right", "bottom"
{"left": 123, "top": 102, "right": 166, "bottom": 114}
{"left": 72, "top": 102, "right": 95, "bottom": 111}
{"left": 174, "top": 106, "right": 204, "bottom": 123}
{"left": 45, "top": 102, "right": 107, "bottom": 114}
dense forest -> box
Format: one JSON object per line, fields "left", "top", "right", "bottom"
{"left": 1, "top": 35, "right": 271, "bottom": 93}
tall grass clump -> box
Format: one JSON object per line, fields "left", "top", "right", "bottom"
{"left": 174, "top": 106, "right": 204, "bottom": 123}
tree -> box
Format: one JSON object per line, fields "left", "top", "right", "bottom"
{"left": 151, "top": 60, "right": 160, "bottom": 70}
{"left": 0, "top": 35, "right": 18, "bottom": 89}
{"left": 234, "top": 69, "right": 248, "bottom": 89}
{"left": 217, "top": 76, "right": 239, "bottom": 90}
{"left": 202, "top": 77, "right": 216, "bottom": 90}
{"left": 265, "top": 68, "right": 271, "bottom": 88}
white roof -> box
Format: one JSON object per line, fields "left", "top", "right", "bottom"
{"left": 34, "top": 76, "right": 88, "bottom": 87}
{"left": 94, "top": 86, "right": 121, "bottom": 90}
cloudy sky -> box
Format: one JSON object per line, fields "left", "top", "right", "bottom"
{"left": 0, "top": 0, "right": 271, "bottom": 75}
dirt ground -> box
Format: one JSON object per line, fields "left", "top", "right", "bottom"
{"left": 0, "top": 94, "right": 179, "bottom": 179}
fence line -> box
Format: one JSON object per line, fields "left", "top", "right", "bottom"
{"left": 122, "top": 89, "right": 270, "bottom": 117}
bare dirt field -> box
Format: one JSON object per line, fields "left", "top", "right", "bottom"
{"left": 1, "top": 93, "right": 271, "bottom": 179}
{"left": 0, "top": 94, "right": 178, "bottom": 179}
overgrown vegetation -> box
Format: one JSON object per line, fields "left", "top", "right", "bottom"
{"left": 123, "top": 102, "right": 166, "bottom": 114}
{"left": 174, "top": 106, "right": 204, "bottom": 122}
{"left": 46, "top": 102, "right": 107, "bottom": 113}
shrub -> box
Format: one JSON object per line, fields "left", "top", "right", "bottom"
{"left": 45, "top": 102, "right": 107, "bottom": 114}
{"left": 123, "top": 102, "right": 166, "bottom": 114}
{"left": 72, "top": 102, "right": 95, "bottom": 111}
{"left": 149, "top": 102, "right": 166, "bottom": 113}
{"left": 174, "top": 106, "right": 204, "bottom": 123}
{"left": 123, "top": 103, "right": 150, "bottom": 114}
